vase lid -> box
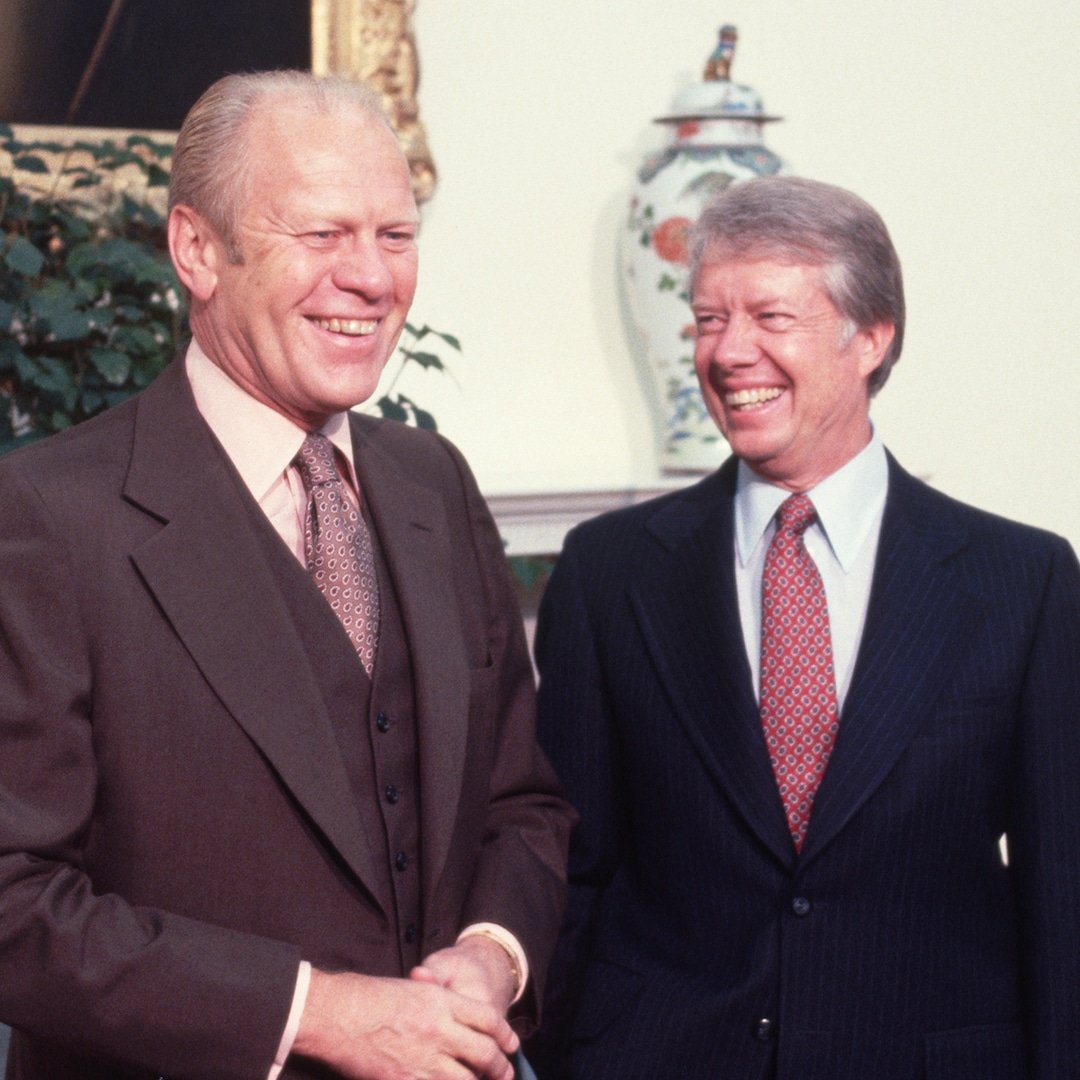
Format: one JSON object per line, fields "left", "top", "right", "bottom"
{"left": 654, "top": 25, "right": 782, "bottom": 124}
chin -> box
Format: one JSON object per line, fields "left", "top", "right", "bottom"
{"left": 323, "top": 371, "right": 385, "bottom": 411}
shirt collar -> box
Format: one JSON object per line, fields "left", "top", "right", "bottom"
{"left": 184, "top": 339, "right": 359, "bottom": 499}
{"left": 734, "top": 428, "right": 888, "bottom": 573}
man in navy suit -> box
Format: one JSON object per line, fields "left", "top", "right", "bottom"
{"left": 528, "top": 176, "right": 1080, "bottom": 1079}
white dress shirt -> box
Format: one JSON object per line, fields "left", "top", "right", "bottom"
{"left": 734, "top": 431, "right": 889, "bottom": 711}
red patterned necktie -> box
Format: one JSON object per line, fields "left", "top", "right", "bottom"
{"left": 759, "top": 493, "right": 839, "bottom": 851}
{"left": 295, "top": 433, "right": 380, "bottom": 676}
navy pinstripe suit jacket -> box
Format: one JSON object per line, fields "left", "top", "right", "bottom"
{"left": 529, "top": 453, "right": 1080, "bottom": 1080}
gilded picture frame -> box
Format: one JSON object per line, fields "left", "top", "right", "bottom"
{"left": 312, "top": 0, "right": 436, "bottom": 202}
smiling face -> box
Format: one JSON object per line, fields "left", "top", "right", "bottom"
{"left": 170, "top": 96, "right": 419, "bottom": 430}
{"left": 691, "top": 253, "right": 893, "bottom": 492}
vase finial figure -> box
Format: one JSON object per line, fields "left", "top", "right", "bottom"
{"left": 704, "top": 24, "right": 738, "bottom": 82}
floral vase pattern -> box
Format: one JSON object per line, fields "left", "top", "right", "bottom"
{"left": 622, "top": 26, "right": 789, "bottom": 473}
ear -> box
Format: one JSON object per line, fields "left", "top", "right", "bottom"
{"left": 168, "top": 204, "right": 223, "bottom": 302}
{"left": 854, "top": 321, "right": 895, "bottom": 381}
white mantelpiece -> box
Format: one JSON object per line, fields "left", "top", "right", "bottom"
{"left": 487, "top": 482, "right": 687, "bottom": 557}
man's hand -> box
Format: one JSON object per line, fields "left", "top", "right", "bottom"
{"left": 292, "top": 968, "right": 519, "bottom": 1080}
{"left": 409, "top": 935, "right": 518, "bottom": 1014}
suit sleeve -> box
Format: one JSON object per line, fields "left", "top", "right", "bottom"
{"left": 435, "top": 435, "right": 576, "bottom": 1031}
{"left": 0, "top": 466, "right": 301, "bottom": 1080}
{"left": 526, "top": 529, "right": 625, "bottom": 1076}
{"left": 1007, "top": 536, "right": 1080, "bottom": 1078}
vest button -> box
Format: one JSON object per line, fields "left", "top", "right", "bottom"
{"left": 395, "top": 851, "right": 409, "bottom": 871}
{"left": 792, "top": 896, "right": 812, "bottom": 917}
{"left": 384, "top": 784, "right": 400, "bottom": 804}
{"left": 754, "top": 1018, "right": 773, "bottom": 1041}
{"left": 404, "top": 923, "right": 417, "bottom": 943}
{"left": 376, "top": 711, "right": 391, "bottom": 732}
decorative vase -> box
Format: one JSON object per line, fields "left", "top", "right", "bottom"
{"left": 622, "top": 25, "right": 789, "bottom": 474}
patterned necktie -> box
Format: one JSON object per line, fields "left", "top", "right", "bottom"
{"left": 295, "top": 432, "right": 380, "bottom": 676}
{"left": 759, "top": 493, "right": 840, "bottom": 851}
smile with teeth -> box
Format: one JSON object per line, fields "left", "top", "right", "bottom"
{"left": 726, "top": 386, "right": 783, "bottom": 410}
{"left": 311, "top": 316, "right": 378, "bottom": 336}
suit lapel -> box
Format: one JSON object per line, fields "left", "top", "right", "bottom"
{"left": 349, "top": 417, "right": 469, "bottom": 908}
{"left": 800, "top": 455, "right": 977, "bottom": 862}
{"left": 629, "top": 462, "right": 796, "bottom": 867}
{"left": 123, "top": 362, "right": 388, "bottom": 906}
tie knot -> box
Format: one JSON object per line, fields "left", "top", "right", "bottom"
{"left": 776, "top": 493, "right": 817, "bottom": 537}
{"left": 295, "top": 432, "right": 340, "bottom": 491}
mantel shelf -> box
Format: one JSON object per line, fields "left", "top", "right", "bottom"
{"left": 486, "top": 480, "right": 692, "bottom": 556}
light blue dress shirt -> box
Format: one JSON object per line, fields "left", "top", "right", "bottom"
{"left": 734, "top": 431, "right": 889, "bottom": 711}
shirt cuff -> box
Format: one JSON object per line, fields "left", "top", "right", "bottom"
{"left": 268, "top": 960, "right": 311, "bottom": 1080}
{"left": 457, "top": 923, "right": 529, "bottom": 1005}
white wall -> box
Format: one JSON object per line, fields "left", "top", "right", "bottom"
{"left": 388, "top": 0, "right": 1080, "bottom": 549}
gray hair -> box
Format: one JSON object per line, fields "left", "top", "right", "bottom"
{"left": 169, "top": 70, "right": 389, "bottom": 263}
{"left": 689, "top": 176, "right": 905, "bottom": 395}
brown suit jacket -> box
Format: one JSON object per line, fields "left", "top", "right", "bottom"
{"left": 0, "top": 360, "right": 572, "bottom": 1079}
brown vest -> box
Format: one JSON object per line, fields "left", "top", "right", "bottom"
{"left": 238, "top": 477, "right": 425, "bottom": 974}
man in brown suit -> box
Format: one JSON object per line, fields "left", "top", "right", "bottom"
{"left": 0, "top": 71, "right": 572, "bottom": 1080}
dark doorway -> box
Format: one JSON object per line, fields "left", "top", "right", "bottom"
{"left": 0, "top": 0, "right": 311, "bottom": 130}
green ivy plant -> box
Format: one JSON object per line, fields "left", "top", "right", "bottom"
{"left": 1, "top": 123, "right": 182, "bottom": 450}
{"left": 1, "top": 123, "right": 456, "bottom": 453}
{"left": 379, "top": 321, "right": 461, "bottom": 431}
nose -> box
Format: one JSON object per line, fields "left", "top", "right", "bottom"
{"left": 331, "top": 238, "right": 392, "bottom": 298}
{"left": 704, "top": 314, "right": 760, "bottom": 370}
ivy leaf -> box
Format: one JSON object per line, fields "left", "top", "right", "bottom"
{"left": 0, "top": 337, "right": 28, "bottom": 374}
{"left": 13, "top": 351, "right": 37, "bottom": 381}
{"left": 87, "top": 306, "right": 116, "bottom": 331}
{"left": 146, "top": 163, "right": 171, "bottom": 188}
{"left": 12, "top": 154, "right": 50, "bottom": 175}
{"left": 29, "top": 141, "right": 65, "bottom": 154}
{"left": 132, "top": 361, "right": 163, "bottom": 388}
{"left": 4, "top": 235, "right": 46, "bottom": 277}
{"left": 126, "top": 134, "right": 172, "bottom": 159}
{"left": 47, "top": 310, "right": 93, "bottom": 342}
{"left": 402, "top": 325, "right": 460, "bottom": 352}
{"left": 399, "top": 349, "right": 444, "bottom": 371}
{"left": 376, "top": 394, "right": 409, "bottom": 423}
{"left": 408, "top": 403, "right": 437, "bottom": 431}
{"left": 72, "top": 237, "right": 143, "bottom": 274}
{"left": 132, "top": 260, "right": 177, "bottom": 288}
{"left": 111, "top": 325, "right": 161, "bottom": 355}
{"left": 394, "top": 394, "right": 438, "bottom": 431}
{"left": 138, "top": 202, "right": 166, "bottom": 229}
{"left": 98, "top": 149, "right": 141, "bottom": 171}
{"left": 30, "top": 283, "right": 92, "bottom": 342}
{"left": 431, "top": 330, "right": 461, "bottom": 351}
{"left": 35, "top": 357, "right": 79, "bottom": 410}
{"left": 89, "top": 347, "right": 132, "bottom": 386}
